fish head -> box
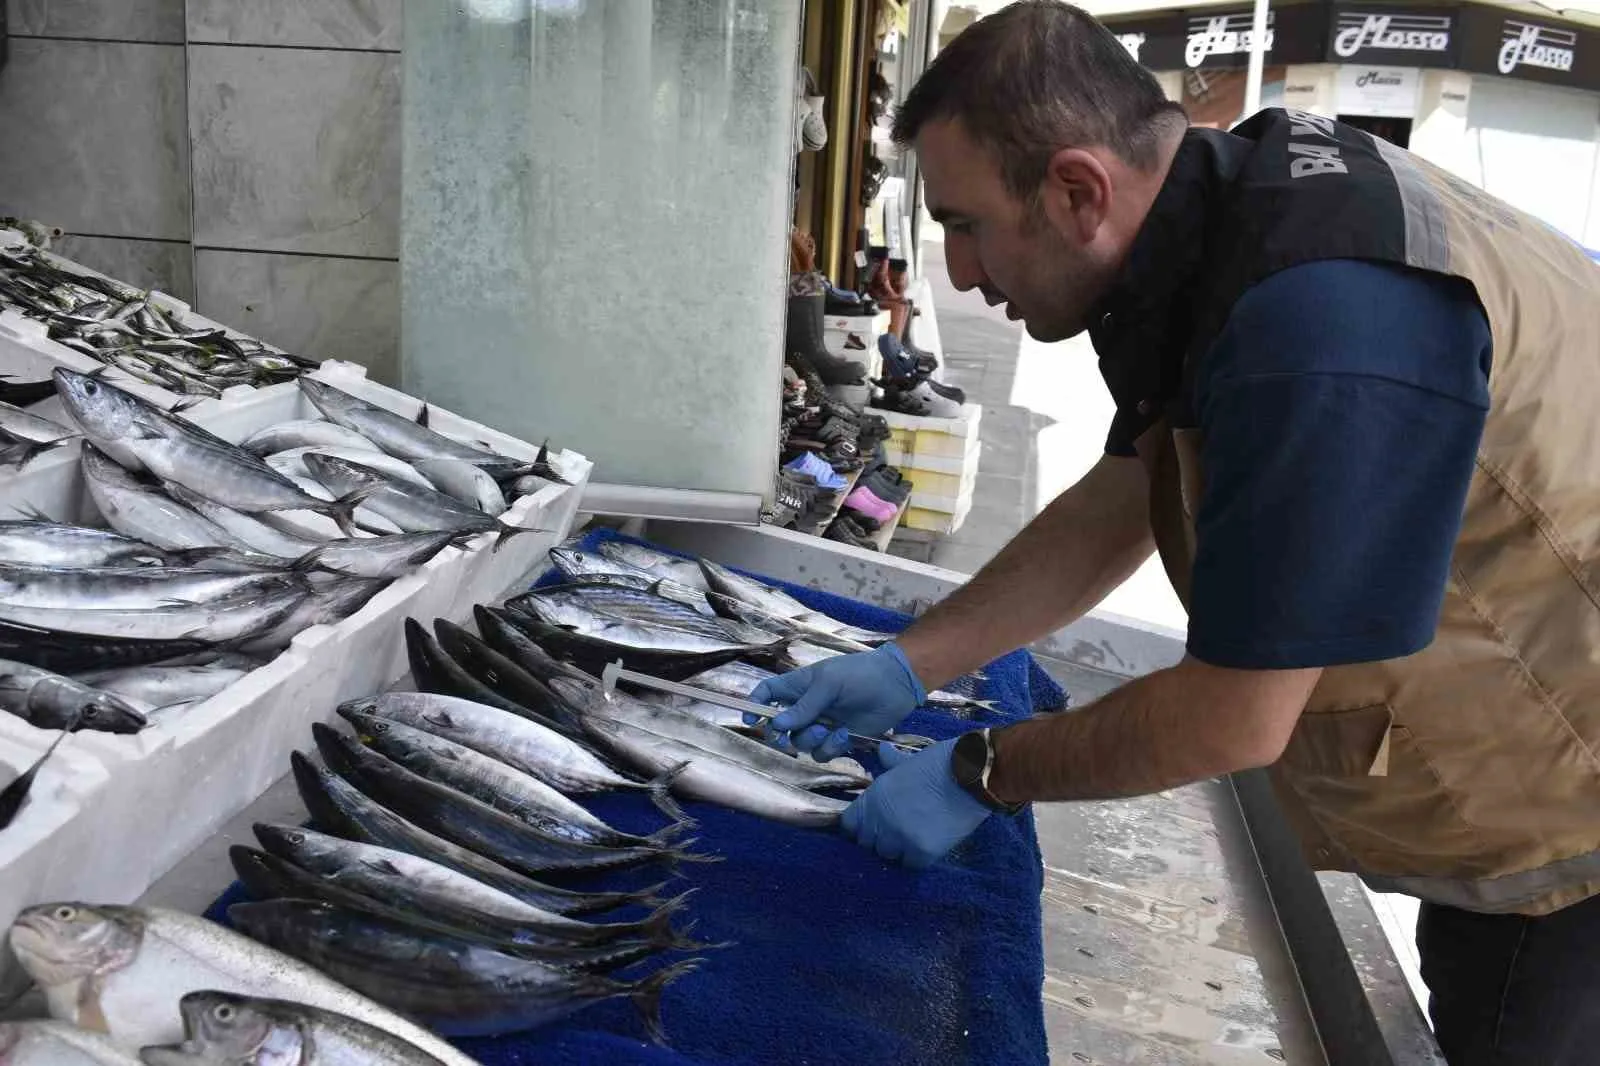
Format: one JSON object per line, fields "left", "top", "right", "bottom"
{"left": 293, "top": 377, "right": 349, "bottom": 422}
{"left": 161, "top": 990, "right": 304, "bottom": 1066}
{"left": 75, "top": 692, "right": 149, "bottom": 735}
{"left": 9, "top": 903, "right": 143, "bottom": 994}
{"left": 51, "top": 369, "right": 143, "bottom": 441}
{"left": 250, "top": 822, "right": 323, "bottom": 866}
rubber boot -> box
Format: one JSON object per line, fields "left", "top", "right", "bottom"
{"left": 787, "top": 292, "right": 865, "bottom": 386}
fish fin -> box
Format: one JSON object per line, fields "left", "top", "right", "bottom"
{"left": 0, "top": 731, "right": 66, "bottom": 829}
{"left": 325, "top": 487, "right": 377, "bottom": 537}
{"left": 416, "top": 403, "right": 431, "bottom": 427}
{"left": 77, "top": 975, "right": 113, "bottom": 1035}
{"left": 663, "top": 918, "right": 734, "bottom": 954}
{"left": 528, "top": 439, "right": 571, "bottom": 485}
{"left": 11, "top": 501, "right": 56, "bottom": 523}
{"left": 637, "top": 887, "right": 696, "bottom": 945}
{"left": 362, "top": 857, "right": 405, "bottom": 877}
{"left": 643, "top": 820, "right": 695, "bottom": 848}
{"left": 629, "top": 958, "right": 703, "bottom": 1046}
{"left": 288, "top": 545, "right": 330, "bottom": 573}
{"left": 634, "top": 761, "right": 694, "bottom": 825}
{"left": 491, "top": 522, "right": 550, "bottom": 553}
{"left": 166, "top": 396, "right": 205, "bottom": 415}
{"left": 420, "top": 709, "right": 457, "bottom": 730}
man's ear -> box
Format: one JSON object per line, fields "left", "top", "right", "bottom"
{"left": 1037, "top": 147, "right": 1114, "bottom": 244}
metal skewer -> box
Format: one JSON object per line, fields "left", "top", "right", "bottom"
{"left": 600, "top": 660, "right": 933, "bottom": 754}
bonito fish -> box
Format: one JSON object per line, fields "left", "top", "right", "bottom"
{"left": 6, "top": 903, "right": 478, "bottom": 1064}
{"left": 0, "top": 1020, "right": 141, "bottom": 1066}
{"left": 0, "top": 659, "right": 148, "bottom": 732}
{"left": 140, "top": 990, "right": 448, "bottom": 1066}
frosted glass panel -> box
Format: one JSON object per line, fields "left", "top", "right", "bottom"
{"left": 402, "top": 0, "right": 799, "bottom": 498}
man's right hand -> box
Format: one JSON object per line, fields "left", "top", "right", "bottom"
{"left": 747, "top": 643, "right": 927, "bottom": 760}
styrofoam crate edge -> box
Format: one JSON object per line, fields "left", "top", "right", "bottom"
{"left": 875, "top": 402, "right": 983, "bottom": 437}
{"left": 903, "top": 495, "right": 975, "bottom": 533}
{"left": 908, "top": 482, "right": 976, "bottom": 514}
{"left": 882, "top": 439, "right": 981, "bottom": 475}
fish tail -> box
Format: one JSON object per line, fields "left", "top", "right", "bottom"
{"left": 325, "top": 487, "right": 377, "bottom": 537}
{"left": 663, "top": 918, "right": 735, "bottom": 954}
{"left": 642, "top": 820, "right": 695, "bottom": 848}
{"left": 288, "top": 544, "right": 330, "bottom": 573}
{"left": 416, "top": 402, "right": 431, "bottom": 427}
{"left": 6, "top": 438, "right": 66, "bottom": 470}
{"left": 642, "top": 761, "right": 693, "bottom": 824}
{"left": 491, "top": 522, "right": 551, "bottom": 553}
{"left": 638, "top": 887, "right": 695, "bottom": 944}
{"left": 629, "top": 958, "right": 703, "bottom": 1046}
{"left": 531, "top": 440, "right": 572, "bottom": 485}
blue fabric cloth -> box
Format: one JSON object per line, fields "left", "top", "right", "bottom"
{"left": 1182, "top": 260, "right": 1492, "bottom": 670}
{"left": 209, "top": 530, "right": 1062, "bottom": 1066}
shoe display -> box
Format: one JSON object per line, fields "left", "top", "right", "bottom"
{"left": 860, "top": 467, "right": 912, "bottom": 503}
{"left": 873, "top": 378, "right": 964, "bottom": 419}
{"left": 923, "top": 377, "right": 966, "bottom": 404}
{"left": 787, "top": 290, "right": 866, "bottom": 386}
{"left": 877, "top": 335, "right": 920, "bottom": 379}
{"left": 784, "top": 451, "right": 848, "bottom": 490}
{"left": 902, "top": 333, "right": 939, "bottom": 373}
{"left": 825, "top": 514, "right": 879, "bottom": 550}
{"left": 845, "top": 484, "right": 899, "bottom": 524}
{"left": 843, "top": 333, "right": 868, "bottom": 351}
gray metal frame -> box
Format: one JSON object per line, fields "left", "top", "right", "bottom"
{"left": 643, "top": 519, "right": 1445, "bottom": 1065}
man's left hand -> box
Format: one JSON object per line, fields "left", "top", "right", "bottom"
{"left": 840, "top": 737, "right": 994, "bottom": 869}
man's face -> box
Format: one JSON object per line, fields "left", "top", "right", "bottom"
{"left": 917, "top": 118, "right": 1113, "bottom": 343}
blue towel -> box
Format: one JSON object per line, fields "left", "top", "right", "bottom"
{"left": 211, "top": 531, "right": 1059, "bottom": 1065}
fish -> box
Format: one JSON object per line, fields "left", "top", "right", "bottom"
{"left": 292, "top": 530, "right": 460, "bottom": 579}
{"left": 427, "top": 619, "right": 581, "bottom": 733}
{"left": 413, "top": 458, "right": 508, "bottom": 516}
{"left": 699, "top": 560, "right": 890, "bottom": 645}
{"left": 81, "top": 445, "right": 261, "bottom": 553}
{"left": 510, "top": 595, "right": 765, "bottom": 657}
{"left": 706, "top": 593, "right": 872, "bottom": 655}
{"left": 0, "top": 1020, "right": 142, "bottom": 1066}
{"left": 546, "top": 547, "right": 716, "bottom": 615}
{"left": 340, "top": 708, "right": 684, "bottom": 847}
{"left": 0, "top": 401, "right": 75, "bottom": 466}
{"left": 54, "top": 371, "right": 365, "bottom": 528}
{"left": 517, "top": 584, "right": 780, "bottom": 645}
{"left": 504, "top": 607, "right": 757, "bottom": 681}
{"left": 405, "top": 619, "right": 576, "bottom": 736}
{"left": 633, "top": 690, "right": 754, "bottom": 732}
{"left": 575, "top": 713, "right": 850, "bottom": 828}
{"left": 0, "top": 563, "right": 299, "bottom": 612}
{"left": 228, "top": 899, "right": 699, "bottom": 1041}
{"left": 239, "top": 418, "right": 379, "bottom": 456}
{"left": 348, "top": 688, "right": 677, "bottom": 805}
{"left": 139, "top": 990, "right": 449, "bottom": 1066}
{"left": 0, "top": 580, "right": 308, "bottom": 644}
{"left": 267, "top": 446, "right": 433, "bottom": 489}
{"left": 0, "top": 619, "right": 210, "bottom": 673}
{"left": 227, "top": 847, "right": 671, "bottom": 974}
{"left": 239, "top": 577, "right": 385, "bottom": 655}
{"left": 0, "top": 376, "right": 61, "bottom": 408}
{"left": 6, "top": 903, "right": 478, "bottom": 1063}
{"left": 551, "top": 676, "right": 870, "bottom": 791}
{"left": 160, "top": 484, "right": 323, "bottom": 559}
{"left": 73, "top": 664, "right": 248, "bottom": 709}
{"left": 298, "top": 379, "right": 519, "bottom": 472}
{"left": 312, "top": 724, "right": 698, "bottom": 876}
{"left": 0, "top": 521, "right": 165, "bottom": 568}
{"left": 303, "top": 454, "right": 495, "bottom": 537}
{"left": 595, "top": 541, "right": 709, "bottom": 590}
{"left": 252, "top": 824, "right": 689, "bottom": 950}
{"left": 290, "top": 752, "right": 663, "bottom": 918}
{"left": 472, "top": 605, "right": 595, "bottom": 684}
{"left": 0, "top": 659, "right": 148, "bottom": 732}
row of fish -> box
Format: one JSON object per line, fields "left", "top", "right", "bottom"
{"left": 0, "top": 244, "right": 315, "bottom": 396}
{"left": 6, "top": 904, "right": 476, "bottom": 1064}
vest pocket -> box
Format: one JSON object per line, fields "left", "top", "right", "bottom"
{"left": 1281, "top": 703, "right": 1394, "bottom": 777}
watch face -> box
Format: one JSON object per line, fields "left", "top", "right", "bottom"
{"left": 951, "top": 731, "right": 989, "bottom": 788}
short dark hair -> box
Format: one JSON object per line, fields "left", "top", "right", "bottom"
{"left": 893, "top": 1, "right": 1186, "bottom": 196}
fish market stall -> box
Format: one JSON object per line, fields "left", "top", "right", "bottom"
{"left": 16, "top": 523, "right": 1432, "bottom": 1066}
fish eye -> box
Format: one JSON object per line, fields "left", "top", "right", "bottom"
{"left": 286, "top": 831, "right": 305, "bottom": 845}
{"left": 83, "top": 381, "right": 98, "bottom": 395}
{"left": 212, "top": 1003, "right": 236, "bottom": 1023}
{"left": 81, "top": 706, "right": 99, "bottom": 718}
{"left": 52, "top": 906, "right": 76, "bottom": 921}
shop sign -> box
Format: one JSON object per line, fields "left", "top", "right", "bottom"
{"left": 1334, "top": 64, "right": 1422, "bottom": 116}
{"left": 1173, "top": 5, "right": 1325, "bottom": 70}
{"left": 1103, "top": 13, "right": 1189, "bottom": 71}
{"left": 1185, "top": 11, "right": 1275, "bottom": 67}
{"left": 1457, "top": 5, "right": 1600, "bottom": 90}
{"left": 1329, "top": 6, "right": 1455, "bottom": 65}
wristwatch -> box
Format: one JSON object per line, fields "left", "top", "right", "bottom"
{"left": 950, "top": 728, "right": 1025, "bottom": 815}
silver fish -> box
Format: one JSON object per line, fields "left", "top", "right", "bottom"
{"left": 0, "top": 563, "right": 292, "bottom": 611}
{"left": 294, "top": 530, "right": 459, "bottom": 579}
{"left": 81, "top": 445, "right": 255, "bottom": 552}
{"left": 298, "top": 378, "right": 510, "bottom": 468}
{"left": 699, "top": 559, "right": 889, "bottom": 644}
{"left": 0, "top": 581, "right": 307, "bottom": 643}
{"left": 577, "top": 712, "right": 851, "bottom": 828}
{"left": 0, "top": 1020, "right": 143, "bottom": 1066}
{"left": 414, "top": 458, "right": 507, "bottom": 516}
{"left": 139, "top": 990, "right": 448, "bottom": 1066}
{"left": 162, "top": 484, "right": 324, "bottom": 559}
{"left": 552, "top": 676, "right": 869, "bottom": 791}
{"left": 54, "top": 371, "right": 361, "bottom": 523}
{"left": 520, "top": 585, "right": 772, "bottom": 644}
{"left": 267, "top": 446, "right": 433, "bottom": 489}
{"left": 239, "top": 576, "right": 385, "bottom": 655}
{"left": 240, "top": 419, "right": 379, "bottom": 457}
{"left": 546, "top": 547, "right": 715, "bottom": 615}
{"left": 512, "top": 596, "right": 756, "bottom": 656}
{"left": 0, "top": 401, "right": 74, "bottom": 465}
{"left": 596, "top": 541, "right": 710, "bottom": 590}
{"left": 7, "top": 903, "right": 476, "bottom": 1064}
{"left": 0, "top": 521, "right": 165, "bottom": 568}
{"left": 74, "top": 664, "right": 248, "bottom": 708}
{"left": 304, "top": 454, "right": 495, "bottom": 536}
{"left": 0, "top": 659, "right": 147, "bottom": 732}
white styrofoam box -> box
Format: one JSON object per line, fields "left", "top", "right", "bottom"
{"left": 822, "top": 308, "right": 889, "bottom": 335}
{"left": 0, "top": 359, "right": 591, "bottom": 947}
{"left": 908, "top": 460, "right": 978, "bottom": 515}
{"left": 882, "top": 433, "right": 980, "bottom": 474}
{"left": 903, "top": 493, "right": 975, "bottom": 534}
{"left": 820, "top": 325, "right": 877, "bottom": 363}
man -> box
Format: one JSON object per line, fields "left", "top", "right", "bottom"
{"left": 750, "top": 3, "right": 1600, "bottom": 1063}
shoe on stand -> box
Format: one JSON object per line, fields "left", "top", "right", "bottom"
{"left": 860, "top": 466, "right": 913, "bottom": 503}
{"left": 784, "top": 451, "right": 848, "bottom": 490}
{"left": 873, "top": 377, "right": 964, "bottom": 419}
{"left": 787, "top": 281, "right": 865, "bottom": 386}
{"left": 845, "top": 484, "right": 899, "bottom": 524}
{"left": 825, "top": 514, "right": 881, "bottom": 550}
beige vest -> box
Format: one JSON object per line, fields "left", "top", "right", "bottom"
{"left": 1143, "top": 146, "right": 1600, "bottom": 916}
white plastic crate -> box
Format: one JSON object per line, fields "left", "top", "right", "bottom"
{"left": 0, "top": 360, "right": 590, "bottom": 963}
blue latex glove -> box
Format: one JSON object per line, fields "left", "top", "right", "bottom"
{"left": 746, "top": 643, "right": 926, "bottom": 761}
{"left": 840, "top": 738, "right": 993, "bottom": 869}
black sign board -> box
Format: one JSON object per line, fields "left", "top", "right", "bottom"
{"left": 1105, "top": 4, "right": 1325, "bottom": 70}
{"left": 1104, "top": 13, "right": 1189, "bottom": 71}
{"left": 1457, "top": 3, "right": 1600, "bottom": 91}
{"left": 1327, "top": 4, "right": 1458, "bottom": 66}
